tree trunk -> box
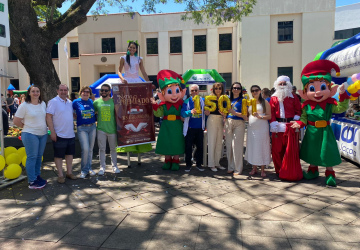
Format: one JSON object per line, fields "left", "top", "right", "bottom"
{"left": 8, "top": 0, "right": 96, "bottom": 101}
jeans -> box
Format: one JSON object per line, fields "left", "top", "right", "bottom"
{"left": 77, "top": 124, "right": 96, "bottom": 174}
{"left": 185, "top": 128, "right": 204, "bottom": 167}
{"left": 21, "top": 132, "right": 48, "bottom": 183}
{"left": 97, "top": 130, "right": 118, "bottom": 169}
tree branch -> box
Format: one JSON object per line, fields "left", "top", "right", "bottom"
{"left": 32, "top": 0, "right": 66, "bottom": 8}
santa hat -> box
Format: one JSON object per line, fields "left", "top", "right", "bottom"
{"left": 274, "top": 75, "right": 292, "bottom": 88}
{"left": 157, "top": 69, "right": 184, "bottom": 90}
{"left": 301, "top": 60, "right": 340, "bottom": 86}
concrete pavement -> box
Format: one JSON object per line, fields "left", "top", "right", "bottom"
{"left": 0, "top": 150, "right": 360, "bottom": 249}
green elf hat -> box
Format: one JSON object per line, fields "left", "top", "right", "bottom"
{"left": 301, "top": 60, "right": 340, "bottom": 87}
{"left": 157, "top": 69, "right": 185, "bottom": 90}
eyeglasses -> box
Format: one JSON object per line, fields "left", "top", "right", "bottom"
{"left": 233, "top": 87, "right": 242, "bottom": 90}
{"left": 190, "top": 89, "right": 198, "bottom": 92}
{"left": 82, "top": 91, "right": 90, "bottom": 94}
{"left": 100, "top": 89, "right": 110, "bottom": 92}
{"left": 251, "top": 89, "right": 260, "bottom": 93}
{"left": 214, "top": 88, "right": 222, "bottom": 90}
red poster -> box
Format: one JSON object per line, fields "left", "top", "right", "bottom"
{"left": 112, "top": 83, "right": 155, "bottom": 147}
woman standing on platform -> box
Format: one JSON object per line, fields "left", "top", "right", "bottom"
{"left": 14, "top": 85, "right": 48, "bottom": 189}
{"left": 73, "top": 86, "right": 97, "bottom": 179}
{"left": 225, "top": 82, "right": 248, "bottom": 176}
{"left": 206, "top": 82, "right": 227, "bottom": 172}
{"left": 245, "top": 85, "right": 271, "bottom": 177}
{"left": 117, "top": 40, "right": 152, "bottom": 154}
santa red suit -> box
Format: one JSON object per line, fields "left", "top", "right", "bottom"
{"left": 270, "top": 76, "right": 301, "bottom": 174}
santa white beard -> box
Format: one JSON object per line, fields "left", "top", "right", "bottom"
{"left": 272, "top": 85, "right": 293, "bottom": 102}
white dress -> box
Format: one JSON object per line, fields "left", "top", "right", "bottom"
{"left": 120, "top": 55, "right": 144, "bottom": 83}
{"left": 245, "top": 103, "right": 271, "bottom": 166}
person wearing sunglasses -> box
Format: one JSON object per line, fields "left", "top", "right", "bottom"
{"left": 269, "top": 76, "right": 301, "bottom": 175}
{"left": 245, "top": 85, "right": 271, "bottom": 178}
{"left": 93, "top": 84, "right": 121, "bottom": 175}
{"left": 73, "top": 86, "right": 97, "bottom": 178}
{"left": 206, "top": 82, "right": 226, "bottom": 172}
{"left": 225, "top": 82, "right": 248, "bottom": 176}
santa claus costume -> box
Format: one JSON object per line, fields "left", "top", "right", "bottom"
{"left": 270, "top": 76, "right": 302, "bottom": 174}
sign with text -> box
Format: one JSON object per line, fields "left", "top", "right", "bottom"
{"left": 113, "top": 82, "right": 155, "bottom": 147}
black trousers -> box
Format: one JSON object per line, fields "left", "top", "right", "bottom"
{"left": 185, "top": 128, "right": 204, "bottom": 167}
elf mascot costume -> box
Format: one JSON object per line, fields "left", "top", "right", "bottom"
{"left": 151, "top": 70, "right": 186, "bottom": 171}
{"left": 291, "top": 60, "right": 349, "bottom": 186}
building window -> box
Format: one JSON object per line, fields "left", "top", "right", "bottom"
{"left": 335, "top": 28, "right": 360, "bottom": 40}
{"left": 10, "top": 79, "right": 19, "bottom": 90}
{"left": 0, "top": 3, "right": 4, "bottom": 12}
{"left": 148, "top": 75, "right": 158, "bottom": 88}
{"left": 219, "top": 72, "right": 232, "bottom": 89}
{"left": 8, "top": 48, "right": 17, "bottom": 61}
{"left": 278, "top": 21, "right": 293, "bottom": 42}
{"left": 71, "top": 77, "right": 80, "bottom": 93}
{"left": 51, "top": 44, "right": 58, "bottom": 59}
{"left": 99, "top": 72, "right": 115, "bottom": 78}
{"left": 170, "top": 36, "right": 182, "bottom": 53}
{"left": 102, "top": 38, "right": 116, "bottom": 53}
{"left": 219, "top": 33, "right": 232, "bottom": 51}
{"left": 0, "top": 24, "right": 5, "bottom": 38}
{"left": 70, "top": 42, "right": 79, "bottom": 58}
{"left": 194, "top": 35, "right": 206, "bottom": 52}
{"left": 146, "top": 38, "right": 158, "bottom": 55}
{"left": 278, "top": 67, "right": 293, "bottom": 83}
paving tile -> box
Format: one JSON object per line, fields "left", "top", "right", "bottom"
{"left": 199, "top": 216, "right": 241, "bottom": 234}
{"left": 273, "top": 203, "right": 316, "bottom": 220}
{"left": 147, "top": 229, "right": 197, "bottom": 250}
{"left": 192, "top": 198, "right": 229, "bottom": 213}
{"left": 60, "top": 222, "right": 116, "bottom": 247}
{"left": 209, "top": 206, "right": 253, "bottom": 220}
{"left": 291, "top": 197, "right": 331, "bottom": 211}
{"left": 0, "top": 204, "right": 28, "bottom": 219}
{"left": 119, "top": 212, "right": 164, "bottom": 228}
{"left": 195, "top": 232, "right": 241, "bottom": 249}
{"left": 320, "top": 204, "right": 360, "bottom": 223}
{"left": 299, "top": 211, "right": 348, "bottom": 225}
{"left": 157, "top": 214, "right": 201, "bottom": 231}
{"left": 281, "top": 222, "right": 334, "bottom": 240}
{"left": 212, "top": 192, "right": 249, "bottom": 206}
{"left": 47, "top": 207, "right": 92, "bottom": 222}
{"left": 101, "top": 226, "right": 154, "bottom": 249}
{"left": 289, "top": 239, "right": 354, "bottom": 250}
{"left": 241, "top": 220, "right": 287, "bottom": 238}
{"left": 0, "top": 218, "right": 39, "bottom": 238}
{"left": 22, "top": 220, "right": 79, "bottom": 242}
{"left": 0, "top": 238, "right": 57, "bottom": 250}
{"left": 117, "top": 195, "right": 150, "bottom": 208}
{"left": 84, "top": 211, "right": 127, "bottom": 226}
{"left": 255, "top": 209, "right": 298, "bottom": 222}
{"left": 167, "top": 204, "right": 208, "bottom": 216}
{"left": 127, "top": 202, "right": 166, "bottom": 213}
{"left": 232, "top": 200, "right": 272, "bottom": 217}
{"left": 324, "top": 224, "right": 360, "bottom": 242}
{"left": 242, "top": 235, "right": 291, "bottom": 250}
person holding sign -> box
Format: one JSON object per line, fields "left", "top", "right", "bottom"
{"left": 205, "top": 82, "right": 227, "bottom": 172}
{"left": 181, "top": 84, "right": 206, "bottom": 172}
{"left": 245, "top": 85, "right": 271, "bottom": 177}
{"left": 225, "top": 82, "right": 248, "bottom": 176}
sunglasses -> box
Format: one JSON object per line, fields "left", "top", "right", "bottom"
{"left": 251, "top": 89, "right": 260, "bottom": 93}
{"left": 233, "top": 87, "right": 242, "bottom": 90}
{"left": 214, "top": 87, "right": 222, "bottom": 90}
{"left": 100, "top": 89, "right": 110, "bottom": 92}
{"left": 190, "top": 89, "right": 198, "bottom": 92}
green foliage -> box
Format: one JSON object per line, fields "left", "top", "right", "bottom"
{"left": 33, "top": 4, "right": 61, "bottom": 22}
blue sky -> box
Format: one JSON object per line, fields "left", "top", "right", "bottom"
{"left": 59, "top": 0, "right": 360, "bottom": 15}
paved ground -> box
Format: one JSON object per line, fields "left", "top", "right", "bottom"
{"left": 1, "top": 147, "right": 360, "bottom": 249}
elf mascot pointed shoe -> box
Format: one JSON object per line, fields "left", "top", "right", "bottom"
{"left": 151, "top": 70, "right": 187, "bottom": 171}
{"left": 291, "top": 60, "right": 349, "bottom": 187}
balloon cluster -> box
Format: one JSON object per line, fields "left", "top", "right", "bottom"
{"left": 335, "top": 73, "right": 360, "bottom": 101}
{"left": 0, "top": 146, "right": 43, "bottom": 180}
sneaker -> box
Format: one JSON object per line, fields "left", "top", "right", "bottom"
{"left": 28, "top": 179, "right": 46, "bottom": 189}
{"left": 37, "top": 175, "right": 47, "bottom": 185}
{"left": 216, "top": 166, "right": 226, "bottom": 170}
{"left": 185, "top": 166, "right": 191, "bottom": 172}
{"left": 98, "top": 168, "right": 105, "bottom": 176}
{"left": 79, "top": 172, "right": 87, "bottom": 179}
{"left": 113, "top": 167, "right": 121, "bottom": 174}
{"left": 89, "top": 170, "right": 96, "bottom": 176}
{"left": 210, "top": 167, "right": 218, "bottom": 172}
{"left": 196, "top": 166, "right": 205, "bottom": 172}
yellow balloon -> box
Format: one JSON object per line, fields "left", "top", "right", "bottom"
{"left": 192, "top": 95, "right": 202, "bottom": 114}
{"left": 22, "top": 156, "right": 27, "bottom": 167}
{"left": 4, "top": 147, "right": 17, "bottom": 158}
{"left": 204, "top": 96, "right": 217, "bottom": 112}
{"left": 4, "top": 164, "right": 22, "bottom": 179}
{"left": 0, "top": 155, "right": 5, "bottom": 171}
{"left": 6, "top": 153, "right": 21, "bottom": 165}
{"left": 17, "top": 147, "right": 26, "bottom": 160}
{"left": 218, "top": 95, "right": 231, "bottom": 114}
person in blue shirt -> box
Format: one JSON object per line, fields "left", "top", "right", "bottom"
{"left": 225, "top": 82, "right": 248, "bottom": 176}
{"left": 262, "top": 88, "right": 271, "bottom": 103}
{"left": 181, "top": 84, "right": 207, "bottom": 172}
{"left": 73, "top": 86, "right": 97, "bottom": 178}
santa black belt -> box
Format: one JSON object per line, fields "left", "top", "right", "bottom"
{"left": 276, "top": 118, "right": 293, "bottom": 123}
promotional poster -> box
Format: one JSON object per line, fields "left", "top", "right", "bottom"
{"left": 113, "top": 83, "right": 155, "bottom": 147}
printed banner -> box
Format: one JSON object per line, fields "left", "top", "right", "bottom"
{"left": 113, "top": 82, "right": 155, "bottom": 147}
